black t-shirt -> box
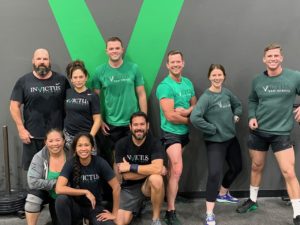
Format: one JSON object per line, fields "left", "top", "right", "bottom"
{"left": 115, "top": 133, "right": 164, "bottom": 187}
{"left": 60, "top": 156, "right": 115, "bottom": 207}
{"left": 64, "top": 88, "right": 100, "bottom": 135}
{"left": 10, "top": 72, "right": 70, "bottom": 138}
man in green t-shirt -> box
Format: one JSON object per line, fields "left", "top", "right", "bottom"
{"left": 236, "top": 43, "right": 300, "bottom": 225}
{"left": 93, "top": 37, "right": 147, "bottom": 142}
{"left": 156, "top": 50, "right": 196, "bottom": 225}
{"left": 93, "top": 37, "right": 147, "bottom": 181}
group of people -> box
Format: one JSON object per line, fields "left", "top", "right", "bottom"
{"left": 8, "top": 37, "right": 300, "bottom": 225}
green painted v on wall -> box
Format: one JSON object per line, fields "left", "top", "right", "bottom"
{"left": 49, "top": 0, "right": 184, "bottom": 96}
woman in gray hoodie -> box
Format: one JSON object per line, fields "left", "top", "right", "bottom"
{"left": 25, "top": 128, "right": 67, "bottom": 225}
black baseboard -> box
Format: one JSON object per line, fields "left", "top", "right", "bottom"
{"left": 178, "top": 189, "right": 288, "bottom": 199}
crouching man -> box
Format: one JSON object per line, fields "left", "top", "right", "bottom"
{"left": 115, "top": 112, "right": 166, "bottom": 225}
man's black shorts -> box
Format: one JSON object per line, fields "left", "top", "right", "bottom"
{"left": 247, "top": 129, "right": 292, "bottom": 153}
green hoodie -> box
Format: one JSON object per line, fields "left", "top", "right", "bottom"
{"left": 190, "top": 87, "right": 242, "bottom": 142}
{"left": 248, "top": 68, "right": 300, "bottom": 135}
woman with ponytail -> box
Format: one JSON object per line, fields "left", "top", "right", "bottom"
{"left": 64, "top": 60, "right": 101, "bottom": 155}
{"left": 55, "top": 132, "right": 120, "bottom": 225}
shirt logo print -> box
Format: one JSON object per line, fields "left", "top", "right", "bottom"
{"left": 263, "top": 86, "right": 268, "bottom": 92}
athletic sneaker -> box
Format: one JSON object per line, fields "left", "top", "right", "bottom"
{"left": 294, "top": 215, "right": 300, "bottom": 225}
{"left": 164, "top": 210, "right": 182, "bottom": 225}
{"left": 151, "top": 219, "right": 162, "bottom": 225}
{"left": 205, "top": 213, "right": 216, "bottom": 225}
{"left": 236, "top": 198, "right": 258, "bottom": 213}
{"left": 216, "top": 192, "right": 239, "bottom": 203}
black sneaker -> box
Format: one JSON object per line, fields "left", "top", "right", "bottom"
{"left": 294, "top": 215, "right": 300, "bottom": 225}
{"left": 236, "top": 198, "right": 258, "bottom": 213}
{"left": 164, "top": 210, "right": 182, "bottom": 225}
{"left": 17, "top": 210, "right": 25, "bottom": 219}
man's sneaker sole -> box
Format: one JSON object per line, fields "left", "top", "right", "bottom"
{"left": 163, "top": 219, "right": 178, "bottom": 225}
{"left": 216, "top": 198, "right": 239, "bottom": 204}
{"left": 236, "top": 204, "right": 258, "bottom": 213}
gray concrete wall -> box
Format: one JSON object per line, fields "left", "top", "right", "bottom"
{"left": 1, "top": 0, "right": 300, "bottom": 192}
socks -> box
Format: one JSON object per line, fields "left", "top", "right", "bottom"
{"left": 250, "top": 185, "right": 259, "bottom": 202}
{"left": 291, "top": 199, "right": 300, "bottom": 218}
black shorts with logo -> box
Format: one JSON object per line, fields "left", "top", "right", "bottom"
{"left": 247, "top": 129, "right": 292, "bottom": 153}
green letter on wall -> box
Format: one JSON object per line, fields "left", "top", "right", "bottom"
{"left": 49, "top": 0, "right": 184, "bottom": 96}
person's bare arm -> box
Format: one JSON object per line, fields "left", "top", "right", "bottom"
{"left": 97, "top": 177, "right": 120, "bottom": 221}
{"left": 175, "top": 96, "right": 197, "bottom": 117}
{"left": 136, "top": 85, "right": 147, "bottom": 114}
{"left": 160, "top": 98, "right": 189, "bottom": 124}
{"left": 118, "top": 158, "right": 163, "bottom": 180}
{"left": 94, "top": 89, "right": 110, "bottom": 135}
{"left": 90, "top": 114, "right": 101, "bottom": 137}
{"left": 10, "top": 100, "right": 32, "bottom": 143}
{"left": 56, "top": 176, "right": 96, "bottom": 208}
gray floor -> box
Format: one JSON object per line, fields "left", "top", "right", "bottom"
{"left": 0, "top": 197, "right": 294, "bottom": 225}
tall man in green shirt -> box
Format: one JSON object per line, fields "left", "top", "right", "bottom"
{"left": 156, "top": 50, "right": 197, "bottom": 225}
{"left": 93, "top": 37, "right": 147, "bottom": 137}
{"left": 236, "top": 43, "right": 300, "bottom": 225}
{"left": 93, "top": 37, "right": 147, "bottom": 179}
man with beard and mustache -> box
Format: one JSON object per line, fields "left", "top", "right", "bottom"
{"left": 10, "top": 48, "right": 70, "bottom": 171}
{"left": 114, "top": 112, "right": 166, "bottom": 225}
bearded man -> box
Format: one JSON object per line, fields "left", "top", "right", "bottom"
{"left": 114, "top": 112, "right": 166, "bottom": 225}
{"left": 10, "top": 48, "right": 70, "bottom": 170}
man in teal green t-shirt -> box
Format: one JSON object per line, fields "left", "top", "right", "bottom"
{"left": 156, "top": 50, "right": 196, "bottom": 225}
{"left": 93, "top": 37, "right": 147, "bottom": 144}
{"left": 93, "top": 37, "right": 147, "bottom": 182}
{"left": 236, "top": 43, "right": 300, "bottom": 225}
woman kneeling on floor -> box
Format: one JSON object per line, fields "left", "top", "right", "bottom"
{"left": 25, "top": 128, "right": 67, "bottom": 225}
{"left": 55, "top": 132, "right": 120, "bottom": 225}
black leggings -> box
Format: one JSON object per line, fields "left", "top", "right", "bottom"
{"left": 55, "top": 195, "right": 114, "bottom": 225}
{"left": 205, "top": 137, "right": 242, "bottom": 202}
